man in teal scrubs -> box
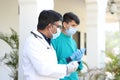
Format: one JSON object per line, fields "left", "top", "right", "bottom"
{"left": 51, "top": 12, "right": 85, "bottom": 80}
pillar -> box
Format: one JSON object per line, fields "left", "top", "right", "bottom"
{"left": 18, "top": 0, "right": 37, "bottom": 80}
{"left": 18, "top": 0, "right": 54, "bottom": 80}
{"left": 85, "top": 0, "right": 108, "bottom": 68}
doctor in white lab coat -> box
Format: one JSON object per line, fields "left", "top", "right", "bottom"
{"left": 22, "top": 10, "right": 79, "bottom": 80}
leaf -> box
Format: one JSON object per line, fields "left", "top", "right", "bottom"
{"left": 0, "top": 28, "right": 19, "bottom": 80}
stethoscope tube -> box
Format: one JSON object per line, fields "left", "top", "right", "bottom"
{"left": 31, "top": 31, "right": 50, "bottom": 49}
{"left": 31, "top": 31, "right": 42, "bottom": 39}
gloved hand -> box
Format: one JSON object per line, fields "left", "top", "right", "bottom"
{"left": 66, "top": 61, "right": 79, "bottom": 74}
{"left": 70, "top": 48, "right": 85, "bottom": 61}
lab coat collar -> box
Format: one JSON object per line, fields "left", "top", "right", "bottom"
{"left": 31, "top": 29, "right": 52, "bottom": 48}
{"left": 32, "top": 29, "right": 44, "bottom": 39}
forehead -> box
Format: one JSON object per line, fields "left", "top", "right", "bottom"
{"left": 68, "top": 20, "right": 78, "bottom": 26}
{"left": 54, "top": 21, "right": 62, "bottom": 25}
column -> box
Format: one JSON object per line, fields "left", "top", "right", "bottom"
{"left": 85, "top": 0, "right": 107, "bottom": 68}
{"left": 18, "top": 0, "right": 54, "bottom": 80}
{"left": 18, "top": 0, "right": 37, "bottom": 80}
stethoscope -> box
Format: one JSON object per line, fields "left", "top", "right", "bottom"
{"left": 31, "top": 31, "right": 42, "bottom": 39}
{"left": 31, "top": 31, "right": 51, "bottom": 49}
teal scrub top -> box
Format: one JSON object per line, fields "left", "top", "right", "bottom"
{"left": 51, "top": 32, "right": 83, "bottom": 80}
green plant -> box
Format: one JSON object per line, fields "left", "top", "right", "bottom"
{"left": 0, "top": 28, "right": 19, "bottom": 80}
{"left": 105, "top": 31, "right": 120, "bottom": 80}
{"left": 78, "top": 61, "right": 106, "bottom": 80}
{"left": 105, "top": 52, "right": 120, "bottom": 80}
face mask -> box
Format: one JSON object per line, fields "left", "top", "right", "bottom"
{"left": 50, "top": 28, "right": 61, "bottom": 39}
{"left": 65, "top": 26, "right": 77, "bottom": 36}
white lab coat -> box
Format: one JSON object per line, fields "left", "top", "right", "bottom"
{"left": 22, "top": 30, "right": 67, "bottom": 80}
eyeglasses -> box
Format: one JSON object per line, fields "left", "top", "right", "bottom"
{"left": 53, "top": 24, "right": 62, "bottom": 29}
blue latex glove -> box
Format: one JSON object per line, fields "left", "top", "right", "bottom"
{"left": 70, "top": 48, "right": 85, "bottom": 61}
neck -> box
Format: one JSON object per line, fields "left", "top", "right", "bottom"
{"left": 62, "top": 28, "right": 66, "bottom": 35}
{"left": 37, "top": 29, "right": 50, "bottom": 38}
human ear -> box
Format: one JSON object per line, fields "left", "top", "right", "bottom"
{"left": 63, "top": 22, "right": 69, "bottom": 30}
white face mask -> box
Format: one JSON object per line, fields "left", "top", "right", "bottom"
{"left": 65, "top": 26, "right": 77, "bottom": 36}
{"left": 51, "top": 28, "right": 61, "bottom": 39}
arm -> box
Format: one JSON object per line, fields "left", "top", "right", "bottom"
{"left": 24, "top": 38, "right": 79, "bottom": 79}
{"left": 58, "top": 48, "right": 85, "bottom": 70}
{"left": 23, "top": 38, "right": 67, "bottom": 79}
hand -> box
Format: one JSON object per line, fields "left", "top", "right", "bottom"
{"left": 66, "top": 61, "right": 79, "bottom": 74}
{"left": 70, "top": 48, "right": 85, "bottom": 61}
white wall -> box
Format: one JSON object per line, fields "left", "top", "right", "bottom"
{"left": 0, "top": 0, "right": 19, "bottom": 33}
{"left": 0, "top": 0, "right": 19, "bottom": 80}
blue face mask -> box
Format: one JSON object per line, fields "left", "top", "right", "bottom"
{"left": 65, "top": 26, "right": 77, "bottom": 36}
{"left": 52, "top": 28, "right": 61, "bottom": 39}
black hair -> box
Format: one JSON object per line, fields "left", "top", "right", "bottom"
{"left": 37, "top": 10, "right": 62, "bottom": 30}
{"left": 63, "top": 12, "right": 80, "bottom": 24}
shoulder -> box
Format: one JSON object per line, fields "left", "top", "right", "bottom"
{"left": 24, "top": 34, "right": 42, "bottom": 47}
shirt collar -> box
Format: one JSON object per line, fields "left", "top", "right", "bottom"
{"left": 39, "top": 32, "right": 51, "bottom": 45}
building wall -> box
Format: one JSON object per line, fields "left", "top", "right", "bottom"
{"left": 0, "top": 0, "right": 108, "bottom": 80}
{"left": 0, "top": 0, "right": 19, "bottom": 33}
